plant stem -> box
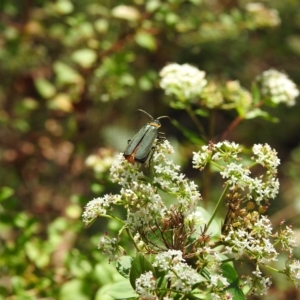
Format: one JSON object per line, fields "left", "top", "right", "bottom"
{"left": 205, "top": 183, "right": 229, "bottom": 233}
{"left": 126, "top": 227, "right": 140, "bottom": 251}
{"left": 221, "top": 116, "right": 243, "bottom": 140}
{"left": 185, "top": 105, "right": 207, "bottom": 137}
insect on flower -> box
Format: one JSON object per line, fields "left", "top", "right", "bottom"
{"left": 124, "top": 109, "right": 169, "bottom": 164}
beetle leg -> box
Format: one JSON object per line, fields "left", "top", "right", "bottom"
{"left": 146, "top": 146, "right": 156, "bottom": 170}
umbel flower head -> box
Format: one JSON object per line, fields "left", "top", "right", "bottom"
{"left": 83, "top": 139, "right": 300, "bottom": 298}
{"left": 245, "top": 2, "right": 281, "bottom": 28}
{"left": 193, "top": 141, "right": 280, "bottom": 204}
{"left": 256, "top": 69, "right": 299, "bottom": 106}
{"left": 159, "top": 63, "right": 207, "bottom": 105}
{"left": 83, "top": 140, "right": 202, "bottom": 256}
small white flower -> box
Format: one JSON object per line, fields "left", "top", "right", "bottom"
{"left": 193, "top": 141, "right": 242, "bottom": 169}
{"left": 192, "top": 145, "right": 212, "bottom": 169}
{"left": 258, "top": 276, "right": 272, "bottom": 295}
{"left": 98, "top": 236, "right": 120, "bottom": 261}
{"left": 153, "top": 250, "right": 184, "bottom": 270}
{"left": 185, "top": 210, "right": 205, "bottom": 226}
{"left": 82, "top": 194, "right": 120, "bottom": 226}
{"left": 285, "top": 259, "right": 300, "bottom": 287}
{"left": 167, "top": 262, "right": 203, "bottom": 292}
{"left": 252, "top": 268, "right": 262, "bottom": 278}
{"left": 193, "top": 142, "right": 279, "bottom": 204}
{"left": 135, "top": 271, "right": 157, "bottom": 299}
{"left": 252, "top": 143, "right": 280, "bottom": 172}
{"left": 220, "top": 163, "right": 251, "bottom": 187}
{"left": 277, "top": 225, "right": 297, "bottom": 253}
{"left": 209, "top": 274, "right": 229, "bottom": 287}
{"left": 160, "top": 63, "right": 207, "bottom": 101}
{"left": 223, "top": 215, "right": 279, "bottom": 263}
{"left": 153, "top": 251, "right": 204, "bottom": 293}
{"left": 256, "top": 69, "right": 299, "bottom": 106}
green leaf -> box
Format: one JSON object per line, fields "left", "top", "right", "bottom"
{"left": 59, "top": 279, "right": 91, "bottom": 300}
{"left": 244, "top": 108, "right": 266, "bottom": 119}
{"left": 13, "top": 119, "right": 30, "bottom": 132}
{"left": 34, "top": 78, "right": 56, "bottom": 98}
{"left": 25, "top": 240, "right": 50, "bottom": 268}
{"left": 105, "top": 281, "right": 137, "bottom": 299}
{"left": 93, "top": 261, "right": 123, "bottom": 286}
{"left": 138, "top": 76, "right": 153, "bottom": 91}
{"left": 94, "top": 19, "right": 109, "bottom": 33}
{"left": 22, "top": 97, "right": 39, "bottom": 110}
{"left": 221, "top": 262, "right": 238, "bottom": 282}
{"left": 116, "top": 256, "right": 133, "bottom": 279}
{"left": 251, "top": 82, "right": 260, "bottom": 105}
{"left": 120, "top": 73, "right": 135, "bottom": 86}
{"left": 221, "top": 263, "right": 245, "bottom": 300}
{"left": 170, "top": 101, "right": 188, "bottom": 110}
{"left": 135, "top": 31, "right": 156, "bottom": 51}
{"left": 129, "top": 254, "right": 155, "bottom": 289}
{"left": 245, "top": 108, "right": 278, "bottom": 122}
{"left": 146, "top": 0, "right": 161, "bottom": 12}
{"left": 53, "top": 61, "right": 82, "bottom": 84}
{"left": 171, "top": 119, "right": 206, "bottom": 145}
{"left": 95, "top": 288, "right": 114, "bottom": 300}
{"left": 0, "top": 187, "right": 14, "bottom": 201}
{"left": 53, "top": 0, "right": 74, "bottom": 14}
{"left": 71, "top": 49, "right": 97, "bottom": 68}
{"left": 194, "top": 108, "right": 209, "bottom": 117}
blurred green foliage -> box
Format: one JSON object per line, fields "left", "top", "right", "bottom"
{"left": 1, "top": 0, "right": 300, "bottom": 298}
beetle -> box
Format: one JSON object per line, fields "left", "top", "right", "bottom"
{"left": 124, "top": 109, "right": 169, "bottom": 164}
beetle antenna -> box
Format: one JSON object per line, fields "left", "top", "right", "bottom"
{"left": 138, "top": 109, "right": 154, "bottom": 120}
{"left": 157, "top": 115, "right": 170, "bottom": 121}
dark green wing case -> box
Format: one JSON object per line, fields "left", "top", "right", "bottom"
{"left": 134, "top": 125, "right": 158, "bottom": 162}
{"left": 124, "top": 124, "right": 158, "bottom": 161}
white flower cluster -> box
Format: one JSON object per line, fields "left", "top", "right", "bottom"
{"left": 245, "top": 3, "right": 281, "bottom": 28}
{"left": 252, "top": 143, "right": 280, "bottom": 172}
{"left": 82, "top": 194, "right": 120, "bottom": 227}
{"left": 98, "top": 236, "right": 120, "bottom": 262}
{"left": 256, "top": 69, "right": 299, "bottom": 106}
{"left": 152, "top": 249, "right": 184, "bottom": 270}
{"left": 193, "top": 141, "right": 280, "bottom": 204}
{"left": 143, "top": 249, "right": 231, "bottom": 297}
{"left": 151, "top": 250, "right": 204, "bottom": 293}
{"left": 276, "top": 225, "right": 296, "bottom": 254}
{"left": 193, "top": 141, "right": 241, "bottom": 170}
{"left": 197, "top": 246, "right": 223, "bottom": 273}
{"left": 124, "top": 182, "right": 167, "bottom": 229}
{"left": 286, "top": 259, "right": 300, "bottom": 288}
{"left": 113, "top": 140, "right": 201, "bottom": 230}
{"left": 244, "top": 270, "right": 272, "bottom": 296}
{"left": 152, "top": 142, "right": 201, "bottom": 216}
{"left": 224, "top": 215, "right": 278, "bottom": 264}
{"left": 83, "top": 128, "right": 300, "bottom": 297}
{"left": 208, "top": 274, "right": 229, "bottom": 288}
{"left": 135, "top": 271, "right": 157, "bottom": 300}
{"left": 159, "top": 63, "right": 207, "bottom": 101}
{"left": 83, "top": 139, "right": 201, "bottom": 241}
{"left": 220, "top": 162, "right": 279, "bottom": 203}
